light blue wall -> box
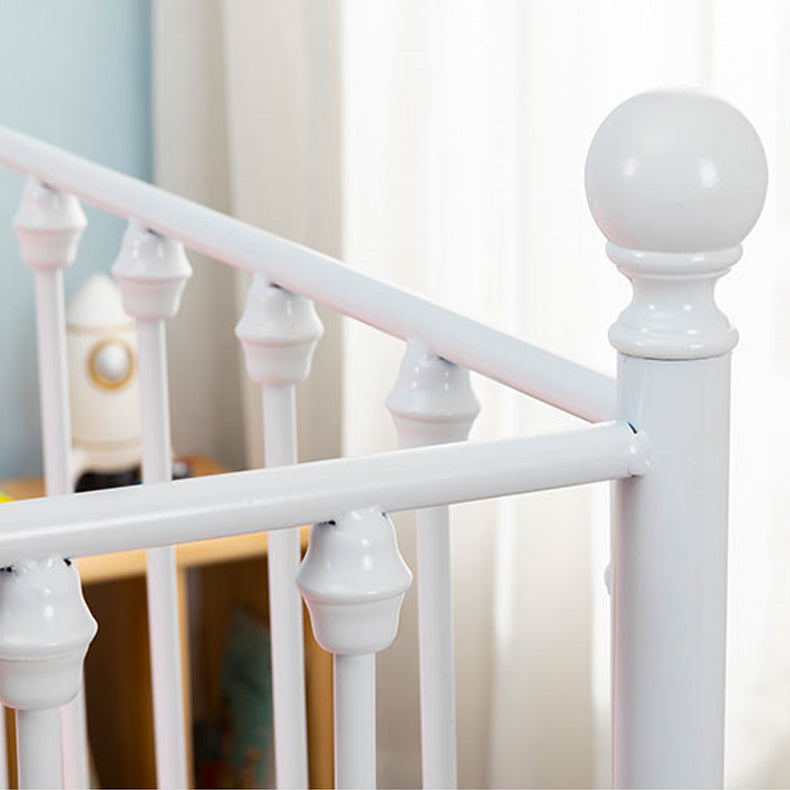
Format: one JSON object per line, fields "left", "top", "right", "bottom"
{"left": 0, "top": 1, "right": 152, "bottom": 478}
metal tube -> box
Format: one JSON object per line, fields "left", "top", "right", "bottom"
{"left": 60, "top": 698, "right": 90, "bottom": 790}
{"left": 416, "top": 506, "right": 457, "bottom": 788}
{"left": 17, "top": 709, "right": 62, "bottom": 790}
{"left": 0, "top": 421, "right": 643, "bottom": 565}
{"left": 32, "top": 268, "right": 91, "bottom": 790}
{"left": 583, "top": 90, "right": 767, "bottom": 787}
{"left": 0, "top": 126, "right": 614, "bottom": 422}
{"left": 262, "top": 385, "right": 308, "bottom": 788}
{"left": 613, "top": 355, "right": 729, "bottom": 787}
{"left": 0, "top": 421, "right": 643, "bottom": 566}
{"left": 387, "top": 345, "right": 477, "bottom": 789}
{"left": 138, "top": 321, "right": 173, "bottom": 484}
{"left": 334, "top": 653, "right": 376, "bottom": 789}
{"left": 33, "top": 269, "right": 72, "bottom": 496}
{"left": 137, "top": 319, "right": 188, "bottom": 789}
{"left": 263, "top": 385, "right": 297, "bottom": 467}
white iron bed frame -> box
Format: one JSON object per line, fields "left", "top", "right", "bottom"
{"left": 0, "top": 89, "right": 769, "bottom": 789}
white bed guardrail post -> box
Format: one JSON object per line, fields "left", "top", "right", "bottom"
{"left": 0, "top": 558, "right": 96, "bottom": 789}
{"left": 298, "top": 508, "right": 412, "bottom": 790}
{"left": 387, "top": 341, "right": 479, "bottom": 789}
{"left": 14, "top": 178, "right": 92, "bottom": 789}
{"left": 585, "top": 90, "right": 768, "bottom": 788}
{"left": 236, "top": 275, "right": 323, "bottom": 789}
{"left": 113, "top": 221, "right": 192, "bottom": 789}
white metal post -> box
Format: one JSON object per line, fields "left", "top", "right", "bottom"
{"left": 333, "top": 653, "right": 376, "bottom": 789}
{"left": 17, "top": 710, "right": 62, "bottom": 790}
{"left": 297, "top": 508, "right": 412, "bottom": 790}
{"left": 387, "top": 340, "right": 479, "bottom": 789}
{"left": 585, "top": 91, "right": 768, "bottom": 788}
{"left": 113, "top": 220, "right": 192, "bottom": 789}
{"left": 13, "top": 177, "right": 91, "bottom": 789}
{"left": 236, "top": 275, "right": 323, "bottom": 789}
{"left": 0, "top": 558, "right": 96, "bottom": 790}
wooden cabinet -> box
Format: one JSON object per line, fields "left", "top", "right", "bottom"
{"left": 1, "top": 457, "right": 333, "bottom": 789}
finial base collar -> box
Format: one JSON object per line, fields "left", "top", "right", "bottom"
{"left": 608, "top": 244, "right": 740, "bottom": 360}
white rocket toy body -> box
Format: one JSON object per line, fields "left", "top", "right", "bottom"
{"left": 66, "top": 273, "right": 142, "bottom": 482}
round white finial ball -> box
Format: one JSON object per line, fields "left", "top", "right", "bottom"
{"left": 585, "top": 91, "right": 768, "bottom": 253}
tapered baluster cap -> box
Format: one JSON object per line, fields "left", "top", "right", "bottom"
{"left": 387, "top": 340, "right": 479, "bottom": 448}
{"left": 235, "top": 275, "right": 323, "bottom": 386}
{"left": 112, "top": 220, "right": 192, "bottom": 320}
{"left": 13, "top": 178, "right": 86, "bottom": 270}
{"left": 0, "top": 558, "right": 97, "bottom": 709}
{"left": 297, "top": 508, "right": 412, "bottom": 655}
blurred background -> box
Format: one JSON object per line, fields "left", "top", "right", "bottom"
{"left": 1, "top": 0, "right": 790, "bottom": 787}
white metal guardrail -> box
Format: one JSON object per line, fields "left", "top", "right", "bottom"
{"left": 0, "top": 89, "right": 768, "bottom": 789}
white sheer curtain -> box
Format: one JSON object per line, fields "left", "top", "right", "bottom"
{"left": 153, "top": 0, "right": 343, "bottom": 472}
{"left": 155, "top": 0, "right": 790, "bottom": 786}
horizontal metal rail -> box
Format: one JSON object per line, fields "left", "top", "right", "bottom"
{"left": 0, "top": 421, "right": 644, "bottom": 567}
{"left": 0, "top": 126, "right": 615, "bottom": 422}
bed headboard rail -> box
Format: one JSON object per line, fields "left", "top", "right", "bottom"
{"left": 0, "top": 90, "right": 768, "bottom": 790}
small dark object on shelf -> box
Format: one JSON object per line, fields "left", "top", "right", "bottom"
{"left": 75, "top": 460, "right": 192, "bottom": 492}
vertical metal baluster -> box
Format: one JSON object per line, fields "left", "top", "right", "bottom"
{"left": 333, "top": 653, "right": 376, "bottom": 789}
{"left": 16, "top": 710, "right": 62, "bottom": 790}
{"left": 298, "top": 509, "right": 412, "bottom": 790}
{"left": 387, "top": 341, "right": 479, "bottom": 789}
{"left": 585, "top": 92, "right": 768, "bottom": 787}
{"left": 13, "top": 177, "right": 91, "bottom": 789}
{"left": 113, "top": 220, "right": 192, "bottom": 788}
{"left": 236, "top": 275, "right": 322, "bottom": 788}
{"left": 0, "top": 559, "right": 96, "bottom": 790}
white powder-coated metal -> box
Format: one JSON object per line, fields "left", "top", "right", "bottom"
{"left": 16, "top": 710, "right": 61, "bottom": 790}
{"left": 333, "top": 654, "right": 376, "bottom": 790}
{"left": 0, "top": 559, "right": 96, "bottom": 790}
{"left": 614, "top": 355, "right": 730, "bottom": 787}
{"left": 0, "top": 126, "right": 614, "bottom": 423}
{"left": 0, "top": 421, "right": 642, "bottom": 566}
{"left": 113, "top": 223, "right": 192, "bottom": 789}
{"left": 298, "top": 509, "right": 412, "bottom": 789}
{"left": 236, "top": 278, "right": 323, "bottom": 789}
{"left": 0, "top": 89, "right": 770, "bottom": 790}
{"left": 388, "top": 341, "right": 480, "bottom": 789}
{"left": 14, "top": 179, "right": 91, "bottom": 790}
{"left": 586, "top": 90, "right": 768, "bottom": 788}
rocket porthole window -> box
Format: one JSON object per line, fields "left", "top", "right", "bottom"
{"left": 87, "top": 339, "right": 135, "bottom": 390}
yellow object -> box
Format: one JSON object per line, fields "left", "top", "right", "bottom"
{"left": 0, "top": 491, "right": 12, "bottom": 503}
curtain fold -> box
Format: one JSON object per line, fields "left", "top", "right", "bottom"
{"left": 153, "top": 0, "right": 343, "bottom": 472}
{"left": 152, "top": 0, "right": 245, "bottom": 471}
